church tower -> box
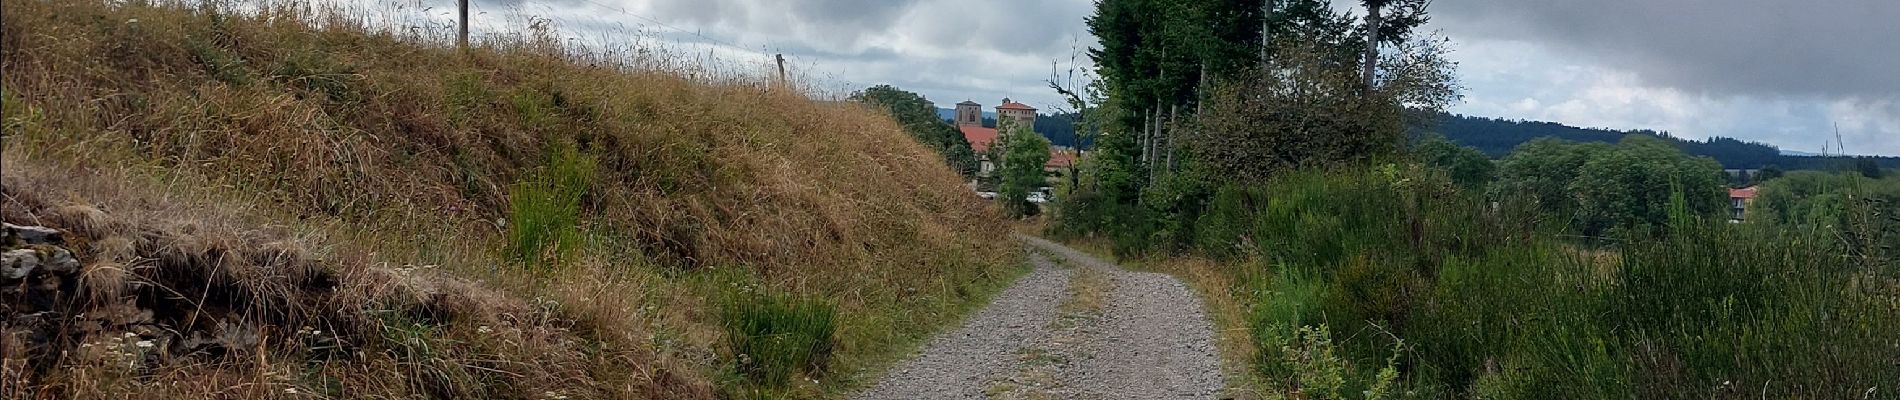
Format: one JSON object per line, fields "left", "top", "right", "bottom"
{"left": 955, "top": 100, "right": 982, "bottom": 127}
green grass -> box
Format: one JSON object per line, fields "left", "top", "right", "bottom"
{"left": 720, "top": 289, "right": 838, "bottom": 395}
{"left": 505, "top": 144, "right": 596, "bottom": 268}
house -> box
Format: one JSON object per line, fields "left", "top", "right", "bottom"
{"left": 1728, "top": 186, "right": 1758, "bottom": 222}
{"left": 954, "top": 98, "right": 1040, "bottom": 176}
{"left": 1045, "top": 148, "right": 1076, "bottom": 172}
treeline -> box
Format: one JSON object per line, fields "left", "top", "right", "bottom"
{"left": 1427, "top": 112, "right": 1900, "bottom": 170}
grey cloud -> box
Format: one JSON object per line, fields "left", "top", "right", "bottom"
{"left": 1435, "top": 0, "right": 1900, "bottom": 99}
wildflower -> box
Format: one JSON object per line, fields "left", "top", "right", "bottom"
{"left": 135, "top": 340, "right": 154, "bottom": 348}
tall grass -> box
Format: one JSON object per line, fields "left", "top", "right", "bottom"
{"left": 1167, "top": 165, "right": 1898, "bottom": 398}
{"left": 721, "top": 290, "right": 838, "bottom": 391}
{"left": 506, "top": 144, "right": 595, "bottom": 267}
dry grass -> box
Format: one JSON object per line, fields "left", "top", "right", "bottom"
{"left": 1, "top": 0, "right": 1020, "bottom": 398}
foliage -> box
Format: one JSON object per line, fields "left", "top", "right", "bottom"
{"left": 1194, "top": 165, "right": 1898, "bottom": 398}
{"left": 1493, "top": 136, "right": 1724, "bottom": 236}
{"left": 1411, "top": 133, "right": 1493, "bottom": 189}
{"left": 851, "top": 85, "right": 979, "bottom": 176}
{"left": 1058, "top": 0, "right": 1458, "bottom": 254}
{"left": 506, "top": 143, "right": 596, "bottom": 267}
{"left": 1856, "top": 158, "right": 1886, "bottom": 179}
{"left": 1751, "top": 170, "right": 1900, "bottom": 234}
{"left": 1569, "top": 136, "right": 1726, "bottom": 235}
{"left": 998, "top": 120, "right": 1052, "bottom": 218}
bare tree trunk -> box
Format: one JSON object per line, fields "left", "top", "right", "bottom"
{"left": 1260, "top": 0, "right": 1275, "bottom": 65}
{"left": 1362, "top": 1, "right": 1382, "bottom": 90}
{"left": 1148, "top": 104, "right": 1161, "bottom": 180}
{"left": 1155, "top": 103, "right": 1170, "bottom": 172}
{"left": 1141, "top": 107, "right": 1153, "bottom": 167}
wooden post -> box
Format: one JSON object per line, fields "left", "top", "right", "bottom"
{"left": 774, "top": 54, "right": 787, "bottom": 84}
{"left": 457, "top": 0, "right": 469, "bottom": 51}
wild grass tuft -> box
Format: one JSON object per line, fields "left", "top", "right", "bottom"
{"left": 721, "top": 289, "right": 838, "bottom": 390}
{"left": 506, "top": 143, "right": 595, "bottom": 268}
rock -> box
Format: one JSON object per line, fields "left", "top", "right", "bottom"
{"left": 4, "top": 223, "right": 63, "bottom": 245}
{"left": 2, "top": 249, "right": 41, "bottom": 280}
{"left": 39, "top": 246, "right": 78, "bottom": 274}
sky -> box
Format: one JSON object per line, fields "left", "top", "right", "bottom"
{"left": 450, "top": 0, "right": 1899, "bottom": 156}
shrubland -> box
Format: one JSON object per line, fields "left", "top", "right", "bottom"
{"left": 0, "top": 1, "right": 1020, "bottom": 398}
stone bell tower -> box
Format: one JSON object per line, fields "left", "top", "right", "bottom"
{"left": 955, "top": 100, "right": 982, "bottom": 127}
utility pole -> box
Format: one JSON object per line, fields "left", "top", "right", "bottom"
{"left": 457, "top": 0, "right": 469, "bottom": 51}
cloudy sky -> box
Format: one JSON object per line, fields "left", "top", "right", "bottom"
{"left": 454, "top": 0, "right": 1898, "bottom": 156}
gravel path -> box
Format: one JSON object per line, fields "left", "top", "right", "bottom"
{"left": 853, "top": 252, "right": 1073, "bottom": 400}
{"left": 853, "top": 236, "right": 1225, "bottom": 400}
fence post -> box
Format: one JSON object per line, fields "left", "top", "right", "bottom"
{"left": 775, "top": 54, "right": 787, "bottom": 85}
{"left": 457, "top": 0, "right": 469, "bottom": 51}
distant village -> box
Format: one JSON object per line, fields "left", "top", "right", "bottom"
{"left": 947, "top": 97, "right": 1077, "bottom": 201}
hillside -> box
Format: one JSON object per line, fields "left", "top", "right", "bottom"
{"left": 0, "top": 1, "right": 1019, "bottom": 399}
{"left": 1426, "top": 112, "right": 1900, "bottom": 170}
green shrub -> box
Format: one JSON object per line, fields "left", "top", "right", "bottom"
{"left": 505, "top": 144, "right": 595, "bottom": 267}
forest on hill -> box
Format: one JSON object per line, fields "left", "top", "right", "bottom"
{"left": 1425, "top": 112, "right": 1900, "bottom": 170}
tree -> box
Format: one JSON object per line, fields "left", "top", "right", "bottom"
{"left": 849, "top": 85, "right": 979, "bottom": 176}
{"left": 1570, "top": 135, "right": 1726, "bottom": 235}
{"left": 1855, "top": 158, "right": 1885, "bottom": 179}
{"left": 1493, "top": 138, "right": 1610, "bottom": 219}
{"left": 998, "top": 121, "right": 1052, "bottom": 218}
{"left": 1358, "top": 0, "right": 1432, "bottom": 89}
{"left": 1495, "top": 136, "right": 1725, "bottom": 236}
{"left": 1413, "top": 134, "right": 1494, "bottom": 189}
{"left": 1754, "top": 164, "right": 1784, "bottom": 183}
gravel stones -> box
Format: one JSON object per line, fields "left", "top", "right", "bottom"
{"left": 854, "top": 236, "right": 1226, "bottom": 399}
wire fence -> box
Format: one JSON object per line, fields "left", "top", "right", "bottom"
{"left": 254, "top": 0, "right": 857, "bottom": 99}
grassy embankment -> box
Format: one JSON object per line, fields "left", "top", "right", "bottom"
{"left": 1052, "top": 166, "right": 1898, "bottom": 399}
{"left": 0, "top": 1, "right": 1022, "bottom": 398}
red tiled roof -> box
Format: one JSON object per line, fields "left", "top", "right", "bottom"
{"left": 1729, "top": 186, "right": 1758, "bottom": 199}
{"left": 996, "top": 101, "right": 1036, "bottom": 111}
{"left": 959, "top": 125, "right": 998, "bottom": 153}
{"left": 1045, "top": 150, "right": 1076, "bottom": 169}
